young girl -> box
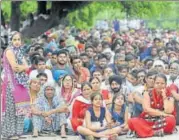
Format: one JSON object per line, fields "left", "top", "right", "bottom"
{"left": 90, "top": 77, "right": 111, "bottom": 106}
{"left": 110, "top": 94, "right": 129, "bottom": 134}
{"left": 77, "top": 93, "right": 121, "bottom": 140}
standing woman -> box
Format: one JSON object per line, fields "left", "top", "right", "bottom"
{"left": 128, "top": 74, "right": 176, "bottom": 138}
{"left": 1, "top": 31, "right": 30, "bottom": 139}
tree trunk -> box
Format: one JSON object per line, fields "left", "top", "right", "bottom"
{"left": 1, "top": 10, "right": 5, "bottom": 27}
{"left": 48, "top": 1, "right": 61, "bottom": 28}
{"left": 37, "top": 1, "right": 47, "bottom": 15}
{"left": 10, "top": 1, "right": 21, "bottom": 31}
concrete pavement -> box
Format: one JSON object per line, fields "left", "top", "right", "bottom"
{"left": 20, "top": 126, "right": 179, "bottom": 140}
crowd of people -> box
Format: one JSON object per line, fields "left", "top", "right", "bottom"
{"left": 1, "top": 25, "right": 179, "bottom": 140}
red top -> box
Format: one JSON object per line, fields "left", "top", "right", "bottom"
{"left": 71, "top": 99, "right": 91, "bottom": 132}
{"left": 101, "top": 89, "right": 110, "bottom": 100}
{"left": 141, "top": 88, "right": 176, "bottom": 117}
{"left": 75, "top": 67, "right": 90, "bottom": 83}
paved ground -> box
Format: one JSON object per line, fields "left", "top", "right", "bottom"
{"left": 19, "top": 126, "right": 179, "bottom": 140}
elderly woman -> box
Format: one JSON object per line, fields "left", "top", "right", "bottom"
{"left": 24, "top": 78, "right": 41, "bottom": 133}
{"left": 32, "top": 82, "right": 69, "bottom": 138}
{"left": 128, "top": 74, "right": 176, "bottom": 138}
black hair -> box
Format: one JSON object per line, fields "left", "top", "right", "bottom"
{"left": 59, "top": 38, "right": 65, "bottom": 43}
{"left": 36, "top": 72, "right": 48, "bottom": 78}
{"left": 129, "top": 70, "right": 138, "bottom": 80}
{"left": 154, "top": 73, "right": 167, "bottom": 83}
{"left": 89, "top": 77, "right": 100, "bottom": 83}
{"left": 125, "top": 54, "right": 136, "bottom": 61}
{"left": 114, "top": 54, "right": 125, "bottom": 61}
{"left": 111, "top": 94, "right": 126, "bottom": 120}
{"left": 157, "top": 48, "right": 166, "bottom": 54}
{"left": 34, "top": 46, "right": 44, "bottom": 51}
{"left": 137, "top": 69, "right": 146, "bottom": 76}
{"left": 103, "top": 65, "right": 114, "bottom": 74}
{"left": 98, "top": 53, "right": 108, "bottom": 60}
{"left": 52, "top": 51, "right": 58, "bottom": 56}
{"left": 146, "top": 70, "right": 158, "bottom": 78}
{"left": 80, "top": 52, "right": 89, "bottom": 58}
{"left": 30, "top": 52, "right": 41, "bottom": 58}
{"left": 115, "top": 47, "right": 125, "bottom": 54}
{"left": 144, "top": 58, "right": 153, "bottom": 65}
{"left": 90, "top": 92, "right": 103, "bottom": 102}
{"left": 85, "top": 46, "right": 94, "bottom": 51}
{"left": 165, "top": 47, "right": 174, "bottom": 52}
{"left": 153, "top": 38, "right": 161, "bottom": 42}
{"left": 35, "top": 57, "right": 46, "bottom": 65}
{"left": 57, "top": 49, "right": 68, "bottom": 56}
{"left": 62, "top": 74, "right": 73, "bottom": 82}
{"left": 30, "top": 52, "right": 41, "bottom": 64}
{"left": 101, "top": 41, "right": 110, "bottom": 48}
{"left": 117, "top": 64, "right": 129, "bottom": 72}
{"left": 92, "top": 68, "right": 103, "bottom": 76}
{"left": 81, "top": 82, "right": 92, "bottom": 90}
{"left": 71, "top": 55, "right": 81, "bottom": 64}
{"left": 44, "top": 49, "right": 53, "bottom": 56}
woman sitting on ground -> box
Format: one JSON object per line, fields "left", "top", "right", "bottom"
{"left": 24, "top": 78, "right": 41, "bottom": 133}
{"left": 128, "top": 74, "right": 176, "bottom": 138}
{"left": 69, "top": 82, "right": 92, "bottom": 133}
{"left": 32, "top": 82, "right": 69, "bottom": 138}
{"left": 59, "top": 74, "right": 81, "bottom": 105}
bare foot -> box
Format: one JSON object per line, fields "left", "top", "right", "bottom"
{"left": 94, "top": 133, "right": 107, "bottom": 138}
{"left": 60, "top": 129, "right": 67, "bottom": 138}
{"left": 32, "top": 129, "right": 38, "bottom": 137}
{"left": 108, "top": 134, "right": 118, "bottom": 140}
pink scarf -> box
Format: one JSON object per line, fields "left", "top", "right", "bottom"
{"left": 2, "top": 49, "right": 30, "bottom": 113}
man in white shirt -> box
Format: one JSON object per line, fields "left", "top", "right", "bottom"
{"left": 29, "top": 57, "right": 54, "bottom": 82}
{"left": 167, "top": 61, "right": 179, "bottom": 89}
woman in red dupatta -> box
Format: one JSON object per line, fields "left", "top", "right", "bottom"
{"left": 128, "top": 74, "right": 176, "bottom": 138}
{"left": 59, "top": 75, "right": 81, "bottom": 105}
{"left": 69, "top": 82, "right": 92, "bottom": 132}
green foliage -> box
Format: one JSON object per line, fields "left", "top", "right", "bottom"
{"left": 67, "top": 1, "right": 125, "bottom": 30}
{"left": 161, "top": 21, "right": 177, "bottom": 30}
{"left": 20, "top": 1, "right": 37, "bottom": 20}
{"left": 1, "top": 1, "right": 37, "bottom": 22}
{"left": 1, "top": 1, "right": 179, "bottom": 30}
{"left": 1, "top": 1, "right": 11, "bottom": 22}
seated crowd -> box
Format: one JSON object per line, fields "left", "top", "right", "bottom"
{"left": 2, "top": 28, "right": 179, "bottom": 140}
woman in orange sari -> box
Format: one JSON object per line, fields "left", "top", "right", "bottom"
{"left": 128, "top": 74, "right": 176, "bottom": 138}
